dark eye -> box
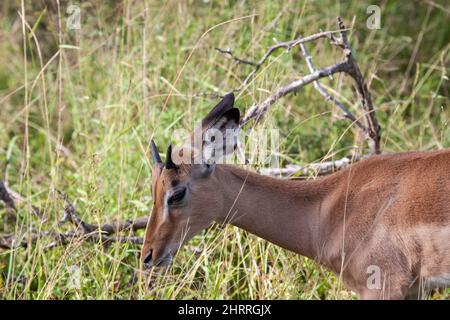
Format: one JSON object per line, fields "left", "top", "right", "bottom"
{"left": 167, "top": 187, "right": 186, "bottom": 205}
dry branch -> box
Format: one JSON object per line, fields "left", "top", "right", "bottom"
{"left": 0, "top": 185, "right": 147, "bottom": 250}
{"left": 215, "top": 29, "right": 350, "bottom": 92}
{"left": 298, "top": 37, "right": 367, "bottom": 133}
{"left": 240, "top": 61, "right": 349, "bottom": 125}
{"left": 0, "top": 229, "right": 143, "bottom": 250}
{"left": 334, "top": 18, "right": 381, "bottom": 153}
{"left": 0, "top": 181, "right": 16, "bottom": 213}
{"left": 0, "top": 181, "right": 43, "bottom": 218}
{"left": 259, "top": 154, "right": 363, "bottom": 177}
{"left": 56, "top": 189, "right": 148, "bottom": 235}
{"left": 216, "top": 17, "right": 381, "bottom": 155}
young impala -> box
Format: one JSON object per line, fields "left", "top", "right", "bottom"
{"left": 141, "top": 93, "right": 450, "bottom": 300}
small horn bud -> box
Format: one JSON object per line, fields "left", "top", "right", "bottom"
{"left": 165, "top": 144, "right": 178, "bottom": 170}
{"left": 150, "top": 140, "right": 162, "bottom": 164}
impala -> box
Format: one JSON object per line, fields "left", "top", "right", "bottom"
{"left": 141, "top": 93, "right": 450, "bottom": 299}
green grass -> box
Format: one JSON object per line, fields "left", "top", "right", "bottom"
{"left": 0, "top": 1, "right": 449, "bottom": 299}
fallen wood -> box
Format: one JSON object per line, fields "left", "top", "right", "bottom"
{"left": 259, "top": 154, "right": 364, "bottom": 177}
{"left": 0, "top": 183, "right": 147, "bottom": 250}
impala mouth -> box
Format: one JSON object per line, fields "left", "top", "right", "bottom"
{"left": 155, "top": 252, "right": 173, "bottom": 267}
{"left": 143, "top": 251, "right": 173, "bottom": 269}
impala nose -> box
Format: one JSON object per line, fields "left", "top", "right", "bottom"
{"left": 143, "top": 249, "right": 153, "bottom": 267}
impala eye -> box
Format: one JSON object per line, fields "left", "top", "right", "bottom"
{"left": 167, "top": 187, "right": 186, "bottom": 205}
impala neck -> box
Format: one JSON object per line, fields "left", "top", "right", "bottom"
{"left": 213, "top": 165, "right": 337, "bottom": 261}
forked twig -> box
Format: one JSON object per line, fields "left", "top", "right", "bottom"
{"left": 216, "top": 17, "right": 381, "bottom": 155}
{"left": 215, "top": 28, "right": 351, "bottom": 92}
{"left": 298, "top": 37, "right": 367, "bottom": 133}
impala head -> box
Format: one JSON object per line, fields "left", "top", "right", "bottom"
{"left": 141, "top": 93, "right": 240, "bottom": 268}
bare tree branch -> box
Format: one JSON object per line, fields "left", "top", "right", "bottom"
{"left": 239, "top": 61, "right": 349, "bottom": 126}
{"left": 0, "top": 186, "right": 148, "bottom": 250}
{"left": 335, "top": 17, "right": 381, "bottom": 154}
{"left": 259, "top": 154, "right": 364, "bottom": 177}
{"left": 0, "top": 180, "right": 16, "bottom": 213}
{"left": 216, "top": 17, "right": 381, "bottom": 155}
{"left": 0, "top": 229, "right": 144, "bottom": 250}
{"left": 0, "top": 181, "right": 44, "bottom": 218}
{"left": 298, "top": 38, "right": 368, "bottom": 134}
{"left": 216, "top": 28, "right": 351, "bottom": 92}
{"left": 56, "top": 189, "right": 148, "bottom": 235}
{"left": 214, "top": 47, "right": 258, "bottom": 67}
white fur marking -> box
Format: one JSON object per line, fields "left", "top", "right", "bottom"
{"left": 162, "top": 193, "right": 169, "bottom": 221}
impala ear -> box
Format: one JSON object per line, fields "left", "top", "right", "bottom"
{"left": 201, "top": 92, "right": 235, "bottom": 128}
{"left": 202, "top": 107, "right": 240, "bottom": 164}
{"left": 181, "top": 93, "right": 240, "bottom": 167}
{"left": 200, "top": 93, "right": 240, "bottom": 164}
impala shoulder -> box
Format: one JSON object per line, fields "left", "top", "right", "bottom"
{"left": 346, "top": 149, "right": 450, "bottom": 175}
